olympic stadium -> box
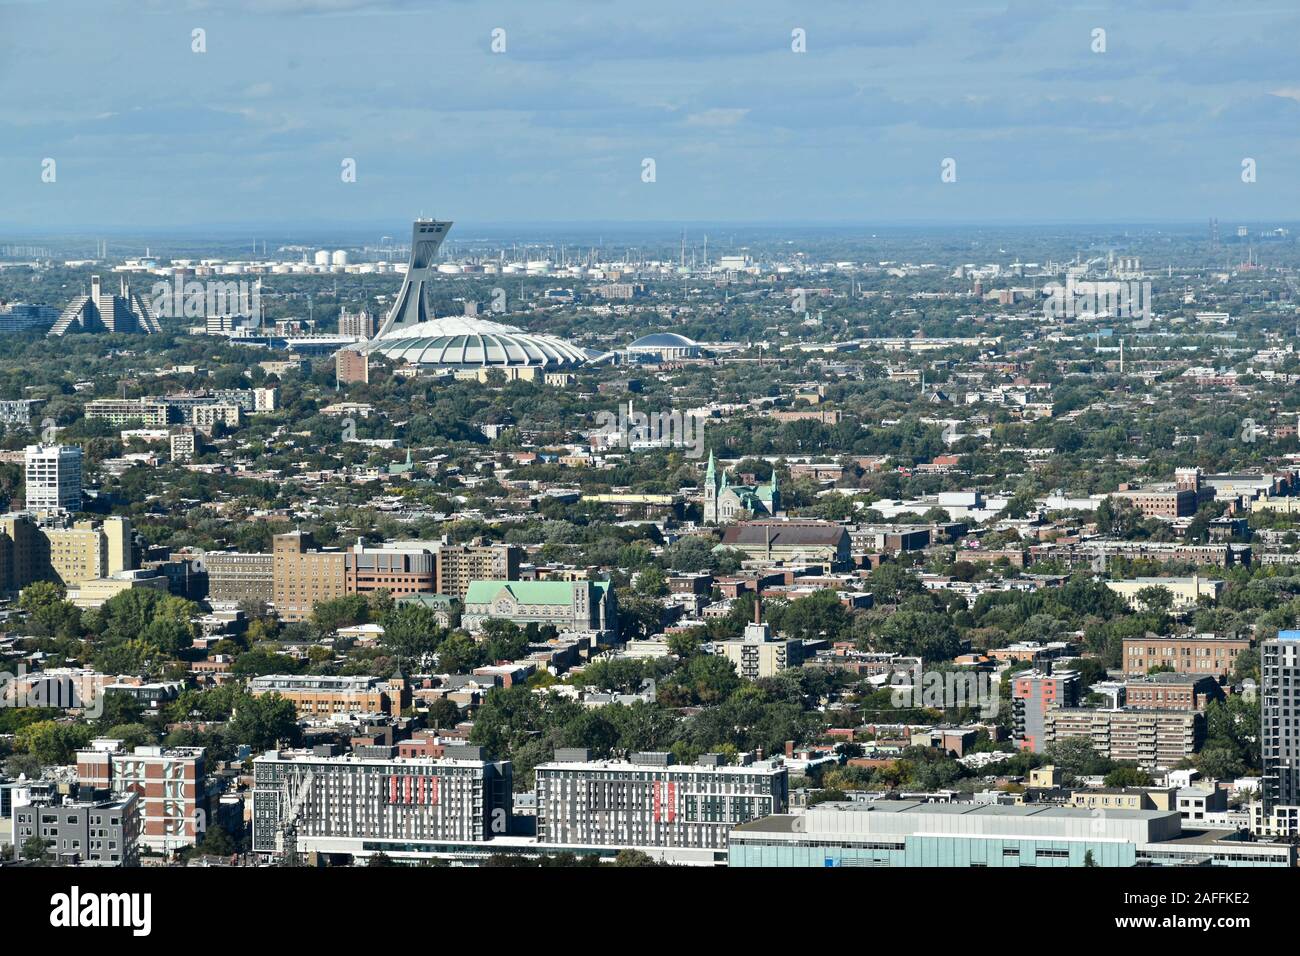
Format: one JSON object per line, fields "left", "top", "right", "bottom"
{"left": 357, "top": 219, "right": 596, "bottom": 370}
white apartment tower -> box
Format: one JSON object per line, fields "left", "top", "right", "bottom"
{"left": 25, "top": 443, "right": 83, "bottom": 512}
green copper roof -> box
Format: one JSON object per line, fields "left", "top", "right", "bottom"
{"left": 465, "top": 580, "right": 608, "bottom": 605}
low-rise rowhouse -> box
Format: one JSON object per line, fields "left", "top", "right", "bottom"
{"left": 728, "top": 800, "right": 1293, "bottom": 867}
{"left": 462, "top": 579, "right": 616, "bottom": 638}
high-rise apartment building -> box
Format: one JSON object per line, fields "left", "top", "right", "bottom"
{"left": 25, "top": 443, "right": 83, "bottom": 511}
{"left": 1262, "top": 631, "right": 1300, "bottom": 810}
{"left": 435, "top": 542, "right": 520, "bottom": 598}
{"left": 338, "top": 308, "right": 375, "bottom": 338}
{"left": 336, "top": 349, "right": 369, "bottom": 385}
{"left": 169, "top": 426, "right": 198, "bottom": 462}
{"left": 272, "top": 531, "right": 346, "bottom": 622}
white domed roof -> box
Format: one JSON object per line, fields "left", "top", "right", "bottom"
{"left": 364, "top": 316, "right": 592, "bottom": 367}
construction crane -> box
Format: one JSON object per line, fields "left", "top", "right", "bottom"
{"left": 274, "top": 769, "right": 315, "bottom": 862}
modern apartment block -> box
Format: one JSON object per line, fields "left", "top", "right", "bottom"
{"left": 1121, "top": 634, "right": 1251, "bottom": 677}
{"left": 24, "top": 443, "right": 83, "bottom": 511}
{"left": 1012, "top": 668, "right": 1079, "bottom": 752}
{"left": 338, "top": 308, "right": 375, "bottom": 338}
{"left": 76, "top": 743, "right": 208, "bottom": 851}
{"left": 534, "top": 750, "right": 788, "bottom": 864}
{"left": 248, "top": 673, "right": 410, "bottom": 719}
{"left": 191, "top": 402, "right": 241, "bottom": 434}
{"left": 1044, "top": 708, "right": 1204, "bottom": 770}
{"left": 435, "top": 542, "right": 520, "bottom": 598}
{"left": 250, "top": 745, "right": 513, "bottom": 860}
{"left": 1262, "top": 631, "right": 1300, "bottom": 810}
{"left": 13, "top": 790, "right": 140, "bottom": 866}
{"left": 169, "top": 426, "right": 198, "bottom": 462}
{"left": 85, "top": 398, "right": 170, "bottom": 427}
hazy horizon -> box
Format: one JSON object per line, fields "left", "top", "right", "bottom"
{"left": 3, "top": 0, "right": 1299, "bottom": 230}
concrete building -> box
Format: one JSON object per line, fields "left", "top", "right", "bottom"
{"left": 0, "top": 398, "right": 40, "bottom": 427}
{"left": 85, "top": 398, "right": 170, "bottom": 427}
{"left": 66, "top": 569, "right": 170, "bottom": 608}
{"left": 435, "top": 542, "right": 520, "bottom": 599}
{"left": 169, "top": 426, "right": 198, "bottom": 462}
{"left": 13, "top": 791, "right": 140, "bottom": 865}
{"left": 191, "top": 402, "right": 241, "bottom": 434}
{"left": 535, "top": 750, "right": 788, "bottom": 865}
{"left": 338, "top": 308, "right": 375, "bottom": 338}
{"left": 728, "top": 800, "right": 1292, "bottom": 867}
{"left": 462, "top": 579, "right": 615, "bottom": 637}
{"left": 1045, "top": 708, "right": 1204, "bottom": 770}
{"left": 251, "top": 745, "right": 512, "bottom": 860}
{"left": 25, "top": 443, "right": 83, "bottom": 511}
{"left": 48, "top": 275, "right": 162, "bottom": 337}
{"left": 714, "top": 598, "right": 805, "bottom": 679}
{"left": 1106, "top": 575, "right": 1224, "bottom": 611}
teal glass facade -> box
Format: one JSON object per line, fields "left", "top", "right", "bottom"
{"left": 730, "top": 836, "right": 1136, "bottom": 868}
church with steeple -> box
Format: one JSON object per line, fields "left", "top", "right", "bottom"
{"left": 703, "top": 450, "right": 781, "bottom": 524}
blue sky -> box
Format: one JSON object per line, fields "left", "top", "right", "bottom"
{"left": 2, "top": 0, "right": 1299, "bottom": 229}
